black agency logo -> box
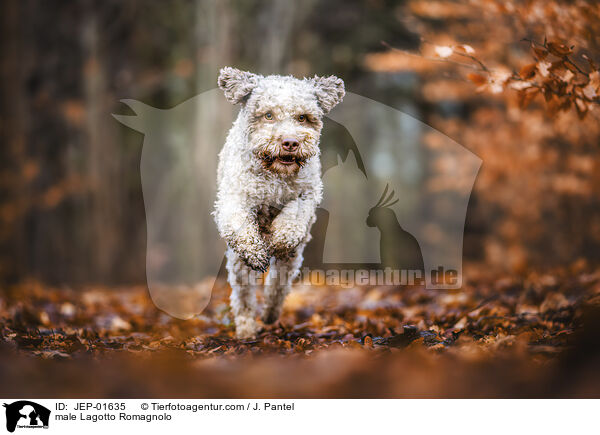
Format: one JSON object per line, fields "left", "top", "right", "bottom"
{"left": 3, "top": 401, "right": 50, "bottom": 433}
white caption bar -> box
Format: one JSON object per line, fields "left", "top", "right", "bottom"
{"left": 1, "top": 399, "right": 597, "bottom": 434}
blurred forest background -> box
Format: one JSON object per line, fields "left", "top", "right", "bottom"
{"left": 2, "top": 0, "right": 600, "bottom": 399}
{"left": 1, "top": 0, "right": 599, "bottom": 286}
{"left": 0, "top": 0, "right": 600, "bottom": 285}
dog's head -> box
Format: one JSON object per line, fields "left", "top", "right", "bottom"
{"left": 218, "top": 67, "right": 345, "bottom": 176}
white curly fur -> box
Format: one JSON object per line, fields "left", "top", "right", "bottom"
{"left": 214, "top": 67, "right": 345, "bottom": 338}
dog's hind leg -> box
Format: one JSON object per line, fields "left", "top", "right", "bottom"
{"left": 226, "top": 247, "right": 260, "bottom": 338}
{"left": 262, "top": 243, "right": 306, "bottom": 325}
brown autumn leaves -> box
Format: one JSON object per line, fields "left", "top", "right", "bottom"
{"left": 1, "top": 269, "right": 599, "bottom": 397}
{"left": 464, "top": 39, "right": 600, "bottom": 119}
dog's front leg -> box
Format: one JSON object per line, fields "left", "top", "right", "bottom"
{"left": 263, "top": 192, "right": 317, "bottom": 325}
{"left": 214, "top": 195, "right": 270, "bottom": 273}
{"left": 269, "top": 192, "right": 318, "bottom": 260}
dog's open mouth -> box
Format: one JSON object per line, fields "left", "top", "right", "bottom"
{"left": 257, "top": 150, "right": 309, "bottom": 174}
{"left": 276, "top": 154, "right": 297, "bottom": 166}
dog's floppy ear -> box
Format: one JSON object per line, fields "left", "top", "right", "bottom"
{"left": 310, "top": 75, "right": 345, "bottom": 114}
{"left": 218, "top": 67, "right": 259, "bottom": 105}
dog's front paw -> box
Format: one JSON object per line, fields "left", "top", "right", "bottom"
{"left": 239, "top": 248, "right": 270, "bottom": 273}
{"left": 269, "top": 227, "right": 304, "bottom": 260}
{"left": 234, "top": 234, "right": 270, "bottom": 272}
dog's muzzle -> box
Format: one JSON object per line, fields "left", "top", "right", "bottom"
{"left": 256, "top": 136, "right": 317, "bottom": 174}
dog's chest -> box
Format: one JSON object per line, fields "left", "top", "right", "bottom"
{"left": 256, "top": 204, "right": 281, "bottom": 235}
{"left": 246, "top": 172, "right": 300, "bottom": 205}
{"left": 248, "top": 176, "right": 300, "bottom": 234}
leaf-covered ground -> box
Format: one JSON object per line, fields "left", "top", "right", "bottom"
{"left": 1, "top": 267, "right": 600, "bottom": 398}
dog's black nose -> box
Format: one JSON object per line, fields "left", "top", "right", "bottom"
{"left": 281, "top": 137, "right": 299, "bottom": 152}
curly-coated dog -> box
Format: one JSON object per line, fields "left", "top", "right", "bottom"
{"left": 213, "top": 67, "right": 345, "bottom": 338}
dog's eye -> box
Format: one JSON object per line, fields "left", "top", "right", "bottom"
{"left": 298, "top": 114, "right": 306, "bottom": 122}
{"left": 264, "top": 112, "right": 273, "bottom": 120}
